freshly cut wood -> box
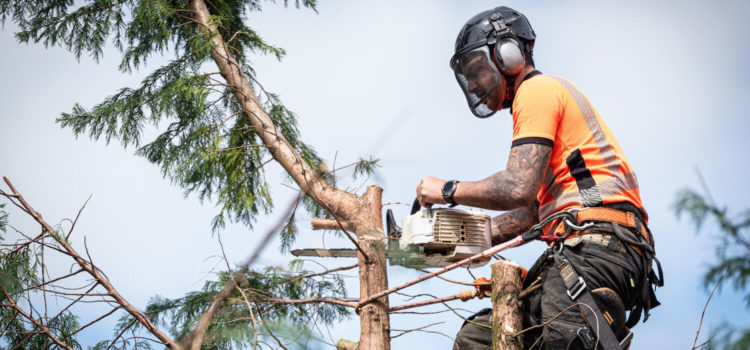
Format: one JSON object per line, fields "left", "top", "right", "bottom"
{"left": 491, "top": 260, "right": 524, "bottom": 350}
{"left": 336, "top": 338, "right": 359, "bottom": 350}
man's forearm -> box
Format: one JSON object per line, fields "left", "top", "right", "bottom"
{"left": 452, "top": 143, "right": 551, "bottom": 211}
{"left": 454, "top": 171, "right": 532, "bottom": 210}
{"left": 491, "top": 201, "right": 539, "bottom": 245}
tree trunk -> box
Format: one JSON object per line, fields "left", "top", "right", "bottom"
{"left": 186, "top": 1, "right": 391, "bottom": 348}
{"left": 491, "top": 260, "right": 524, "bottom": 350}
{"left": 356, "top": 186, "right": 390, "bottom": 350}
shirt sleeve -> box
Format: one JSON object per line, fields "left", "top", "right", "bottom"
{"left": 511, "top": 78, "right": 560, "bottom": 147}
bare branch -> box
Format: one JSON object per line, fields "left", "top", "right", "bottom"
{"left": 692, "top": 270, "right": 728, "bottom": 350}
{"left": 63, "top": 195, "right": 92, "bottom": 241}
{"left": 311, "top": 218, "right": 355, "bottom": 232}
{"left": 389, "top": 294, "right": 462, "bottom": 312}
{"left": 389, "top": 322, "right": 451, "bottom": 341}
{"left": 107, "top": 318, "right": 137, "bottom": 350}
{"left": 72, "top": 306, "right": 122, "bottom": 336}
{"left": 1, "top": 176, "right": 182, "bottom": 350}
{"left": 310, "top": 216, "right": 368, "bottom": 259}
{"left": 185, "top": 195, "right": 302, "bottom": 350}
{"left": 20, "top": 268, "right": 85, "bottom": 293}
{"left": 0, "top": 310, "right": 19, "bottom": 338}
{"left": 267, "top": 297, "right": 356, "bottom": 309}
{"left": 0, "top": 285, "right": 74, "bottom": 350}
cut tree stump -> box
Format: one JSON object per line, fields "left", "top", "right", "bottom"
{"left": 491, "top": 259, "right": 524, "bottom": 350}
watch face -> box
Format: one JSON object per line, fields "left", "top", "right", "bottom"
{"left": 442, "top": 181, "right": 457, "bottom": 202}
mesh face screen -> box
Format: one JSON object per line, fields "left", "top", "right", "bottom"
{"left": 451, "top": 46, "right": 502, "bottom": 118}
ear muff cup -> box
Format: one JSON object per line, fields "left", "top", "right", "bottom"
{"left": 493, "top": 37, "right": 525, "bottom": 76}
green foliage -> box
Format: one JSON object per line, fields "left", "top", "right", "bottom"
{"left": 353, "top": 156, "right": 381, "bottom": 180}
{"left": 108, "top": 260, "right": 348, "bottom": 349}
{"left": 705, "top": 323, "right": 750, "bottom": 350}
{"left": 0, "top": 1, "right": 376, "bottom": 348}
{"left": 90, "top": 337, "right": 154, "bottom": 349}
{"left": 2, "top": 0, "right": 322, "bottom": 236}
{"left": 674, "top": 189, "right": 750, "bottom": 301}
{"left": 0, "top": 203, "right": 7, "bottom": 236}
{"left": 674, "top": 188, "right": 750, "bottom": 349}
{"left": 0, "top": 228, "right": 83, "bottom": 349}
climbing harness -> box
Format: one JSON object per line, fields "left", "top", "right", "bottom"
{"left": 520, "top": 206, "right": 662, "bottom": 350}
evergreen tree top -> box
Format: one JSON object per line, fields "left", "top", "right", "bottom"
{"left": 0, "top": 0, "right": 375, "bottom": 238}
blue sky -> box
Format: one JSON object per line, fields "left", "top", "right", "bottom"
{"left": 1, "top": 0, "right": 749, "bottom": 348}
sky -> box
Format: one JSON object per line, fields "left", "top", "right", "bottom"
{"left": 1, "top": 0, "right": 750, "bottom": 348}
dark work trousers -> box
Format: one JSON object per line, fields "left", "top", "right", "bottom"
{"left": 452, "top": 235, "right": 644, "bottom": 350}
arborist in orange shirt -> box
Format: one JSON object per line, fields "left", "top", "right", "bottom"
{"left": 416, "top": 6, "right": 663, "bottom": 349}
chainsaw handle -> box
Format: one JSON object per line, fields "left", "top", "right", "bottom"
{"left": 410, "top": 198, "right": 432, "bottom": 215}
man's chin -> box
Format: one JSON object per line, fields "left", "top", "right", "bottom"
{"left": 486, "top": 98, "right": 504, "bottom": 111}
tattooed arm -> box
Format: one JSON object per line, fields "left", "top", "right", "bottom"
{"left": 445, "top": 143, "right": 552, "bottom": 210}
{"left": 491, "top": 201, "right": 540, "bottom": 245}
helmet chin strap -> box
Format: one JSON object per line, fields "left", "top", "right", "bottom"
{"left": 502, "top": 73, "right": 518, "bottom": 111}
{"left": 502, "top": 69, "right": 542, "bottom": 113}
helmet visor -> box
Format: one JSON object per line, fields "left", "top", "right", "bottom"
{"left": 450, "top": 46, "right": 502, "bottom": 118}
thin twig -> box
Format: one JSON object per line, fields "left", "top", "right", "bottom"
{"left": 267, "top": 297, "right": 356, "bottom": 309}
{"left": 390, "top": 322, "right": 452, "bottom": 341}
{"left": 67, "top": 195, "right": 92, "bottom": 240}
{"left": 0, "top": 310, "right": 19, "bottom": 338}
{"left": 20, "top": 269, "right": 86, "bottom": 293}
{"left": 417, "top": 269, "right": 481, "bottom": 286}
{"left": 694, "top": 167, "right": 717, "bottom": 207}
{"left": 0, "top": 285, "right": 74, "bottom": 350}
{"left": 217, "top": 232, "right": 260, "bottom": 350}
{"left": 186, "top": 195, "right": 302, "bottom": 350}
{"left": 72, "top": 306, "right": 122, "bottom": 335}
{"left": 692, "top": 270, "right": 728, "bottom": 350}
{"left": 389, "top": 294, "right": 462, "bottom": 312}
{"left": 1, "top": 176, "right": 182, "bottom": 350}
{"left": 107, "top": 318, "right": 137, "bottom": 350}
{"left": 358, "top": 236, "right": 525, "bottom": 307}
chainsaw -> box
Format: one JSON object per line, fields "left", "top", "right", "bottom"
{"left": 291, "top": 199, "right": 493, "bottom": 269}
{"left": 385, "top": 199, "right": 492, "bottom": 268}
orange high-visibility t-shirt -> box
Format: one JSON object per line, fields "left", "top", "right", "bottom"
{"left": 511, "top": 74, "right": 647, "bottom": 222}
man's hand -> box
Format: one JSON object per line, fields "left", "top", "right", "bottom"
{"left": 416, "top": 176, "right": 449, "bottom": 207}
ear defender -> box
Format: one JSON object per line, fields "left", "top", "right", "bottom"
{"left": 493, "top": 37, "right": 525, "bottom": 76}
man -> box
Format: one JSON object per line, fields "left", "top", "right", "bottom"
{"left": 416, "top": 6, "right": 662, "bottom": 349}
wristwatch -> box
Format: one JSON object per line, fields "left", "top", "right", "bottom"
{"left": 442, "top": 180, "right": 460, "bottom": 206}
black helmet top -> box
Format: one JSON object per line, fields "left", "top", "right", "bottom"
{"left": 453, "top": 6, "right": 536, "bottom": 59}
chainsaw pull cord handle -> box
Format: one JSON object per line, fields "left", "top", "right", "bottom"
{"left": 410, "top": 198, "right": 432, "bottom": 215}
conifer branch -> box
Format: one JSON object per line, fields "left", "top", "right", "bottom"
{"left": 185, "top": 0, "right": 360, "bottom": 221}
{"left": 0, "top": 284, "right": 74, "bottom": 350}
{"left": 185, "top": 195, "right": 301, "bottom": 350}
{"left": 0, "top": 176, "right": 182, "bottom": 350}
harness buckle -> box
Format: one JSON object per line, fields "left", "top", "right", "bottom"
{"left": 567, "top": 276, "right": 587, "bottom": 300}
{"left": 576, "top": 327, "right": 597, "bottom": 349}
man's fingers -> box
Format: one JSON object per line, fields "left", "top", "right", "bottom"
{"left": 416, "top": 176, "right": 446, "bottom": 207}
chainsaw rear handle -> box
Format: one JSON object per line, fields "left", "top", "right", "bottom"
{"left": 411, "top": 198, "right": 432, "bottom": 215}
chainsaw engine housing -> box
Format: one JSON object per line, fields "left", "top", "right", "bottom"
{"left": 399, "top": 207, "right": 492, "bottom": 268}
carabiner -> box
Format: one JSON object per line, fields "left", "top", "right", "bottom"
{"left": 563, "top": 218, "right": 595, "bottom": 232}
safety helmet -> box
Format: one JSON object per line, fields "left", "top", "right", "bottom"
{"left": 450, "top": 6, "right": 536, "bottom": 118}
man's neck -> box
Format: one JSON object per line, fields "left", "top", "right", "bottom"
{"left": 513, "top": 65, "right": 537, "bottom": 91}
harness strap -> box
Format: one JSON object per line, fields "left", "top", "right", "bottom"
{"left": 553, "top": 251, "right": 622, "bottom": 350}
{"left": 552, "top": 207, "right": 650, "bottom": 246}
